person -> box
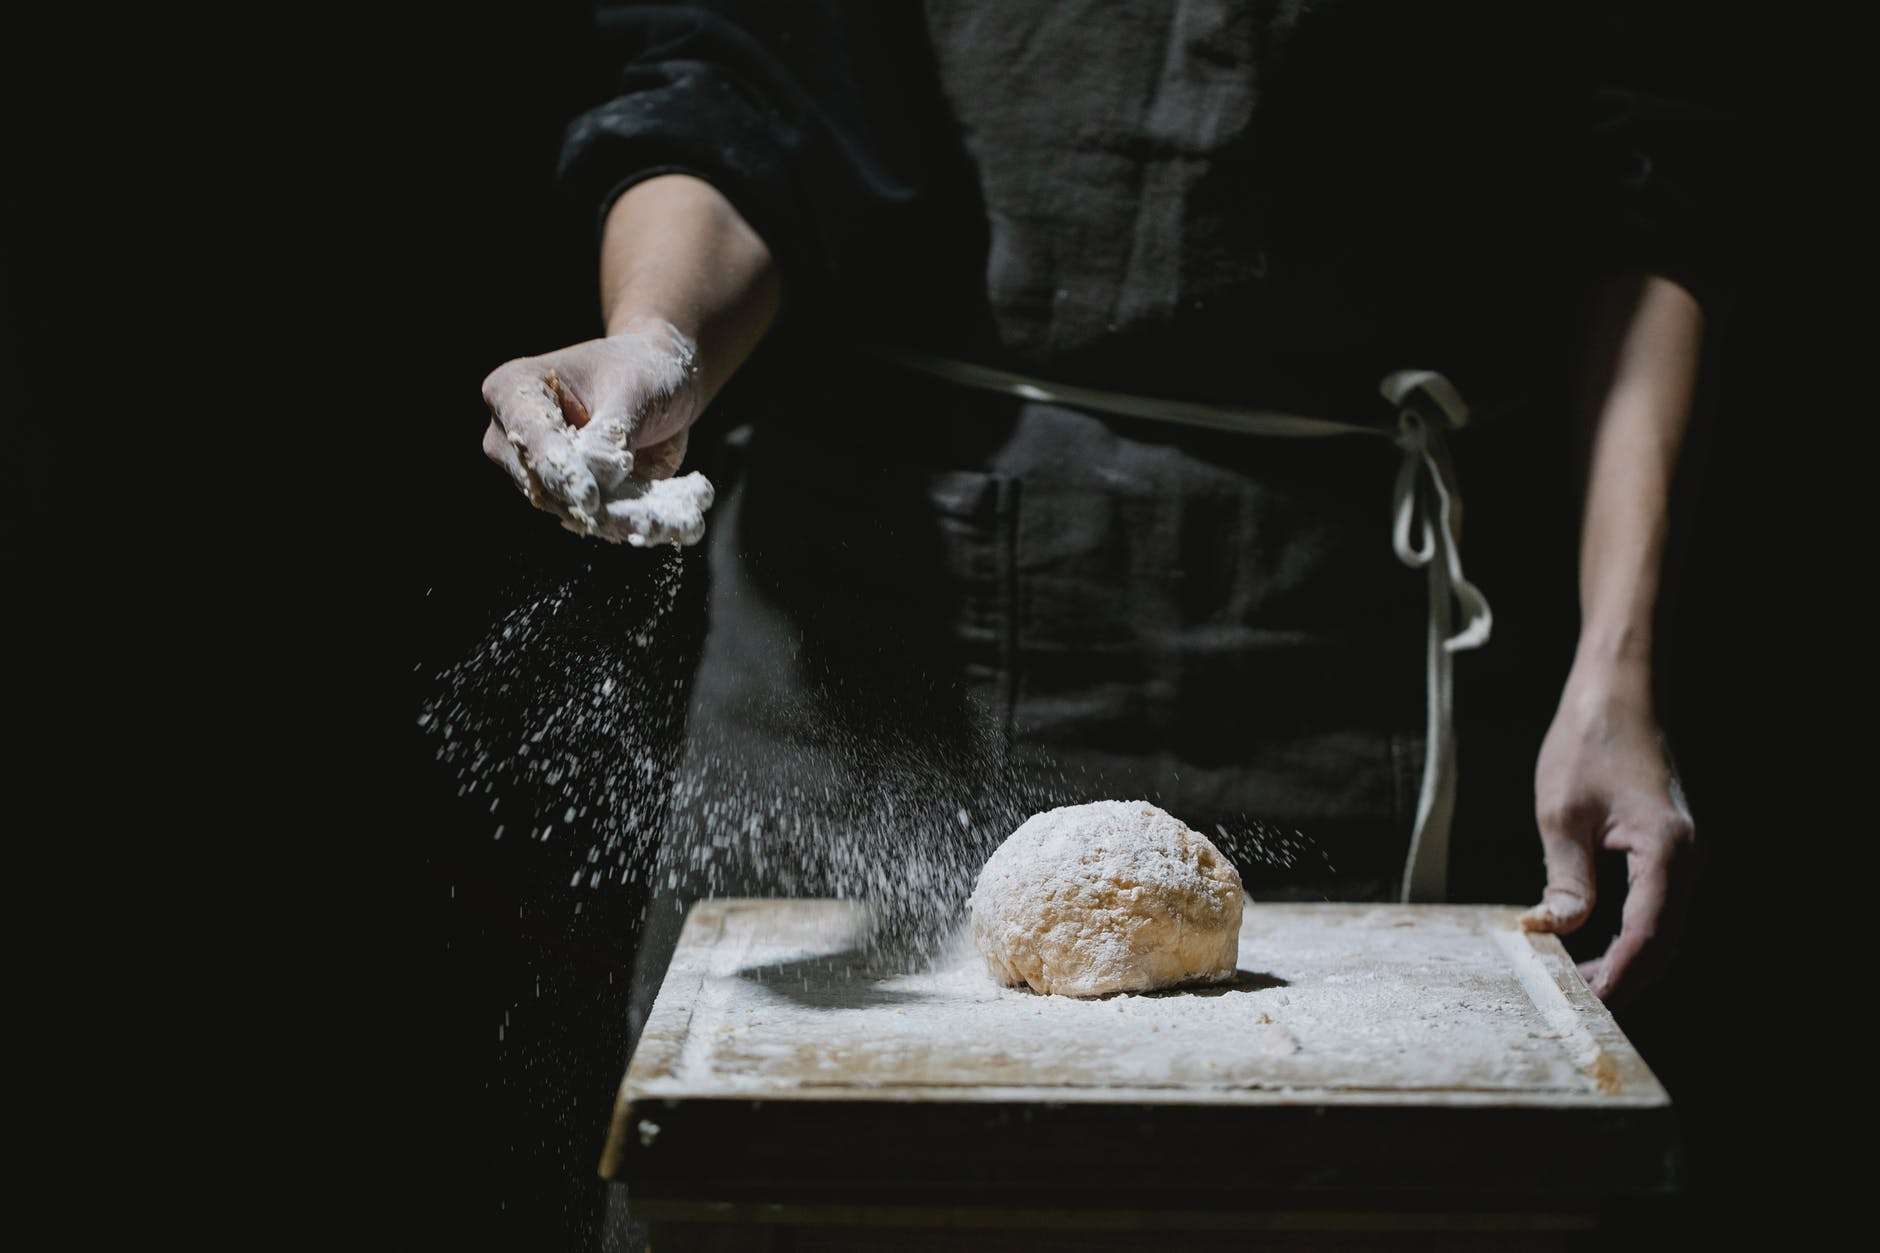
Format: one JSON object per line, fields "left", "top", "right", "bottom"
{"left": 476, "top": 2, "right": 1727, "bottom": 1242}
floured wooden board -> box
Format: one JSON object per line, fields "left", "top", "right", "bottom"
{"left": 605, "top": 900, "right": 1676, "bottom": 1211}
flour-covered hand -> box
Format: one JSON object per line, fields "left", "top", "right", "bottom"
{"left": 479, "top": 317, "right": 713, "bottom": 545}
{"left": 1521, "top": 660, "right": 1698, "bottom": 1006}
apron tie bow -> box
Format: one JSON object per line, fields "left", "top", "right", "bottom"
{"left": 1380, "top": 370, "right": 1493, "bottom": 902}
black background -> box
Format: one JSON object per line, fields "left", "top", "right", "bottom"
{"left": 1, "top": 3, "right": 1809, "bottom": 1247}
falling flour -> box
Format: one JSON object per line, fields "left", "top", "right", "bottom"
{"left": 418, "top": 558, "right": 1340, "bottom": 964}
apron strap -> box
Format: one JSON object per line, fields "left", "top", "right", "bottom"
{"left": 869, "top": 347, "right": 1374, "bottom": 439}
{"left": 865, "top": 348, "right": 1494, "bottom": 902}
{"left": 1381, "top": 371, "right": 1493, "bottom": 902}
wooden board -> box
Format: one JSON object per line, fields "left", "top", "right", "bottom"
{"left": 604, "top": 900, "right": 1677, "bottom": 1216}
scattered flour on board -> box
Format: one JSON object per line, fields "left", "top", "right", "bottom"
{"left": 664, "top": 904, "right": 1614, "bottom": 1098}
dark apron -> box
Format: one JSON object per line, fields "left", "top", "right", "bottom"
{"left": 625, "top": 0, "right": 1586, "bottom": 1033}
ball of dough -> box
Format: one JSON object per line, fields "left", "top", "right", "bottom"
{"left": 969, "top": 800, "right": 1244, "bottom": 997}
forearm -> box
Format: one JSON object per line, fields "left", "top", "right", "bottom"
{"left": 1571, "top": 274, "right": 1705, "bottom": 685}
{"left": 599, "top": 173, "right": 783, "bottom": 430}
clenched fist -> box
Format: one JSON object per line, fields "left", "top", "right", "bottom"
{"left": 479, "top": 317, "right": 715, "bottom": 547}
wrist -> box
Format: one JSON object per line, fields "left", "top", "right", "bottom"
{"left": 1561, "top": 648, "right": 1654, "bottom": 716}
{"left": 605, "top": 305, "right": 699, "bottom": 344}
{"left": 1573, "top": 616, "right": 1654, "bottom": 669}
{"left": 603, "top": 317, "right": 706, "bottom": 440}
{"left": 604, "top": 310, "right": 697, "bottom": 353}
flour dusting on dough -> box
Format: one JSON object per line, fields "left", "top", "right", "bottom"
{"left": 969, "top": 800, "right": 1243, "bottom": 997}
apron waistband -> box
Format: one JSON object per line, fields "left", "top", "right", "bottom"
{"left": 865, "top": 347, "right": 1494, "bottom": 903}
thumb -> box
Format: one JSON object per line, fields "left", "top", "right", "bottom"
{"left": 1520, "top": 801, "right": 1599, "bottom": 935}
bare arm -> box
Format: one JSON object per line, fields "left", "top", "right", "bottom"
{"left": 1574, "top": 274, "right": 1704, "bottom": 671}
{"left": 598, "top": 174, "right": 783, "bottom": 446}
{"left": 1524, "top": 273, "right": 1705, "bottom": 1004}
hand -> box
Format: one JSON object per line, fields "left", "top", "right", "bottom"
{"left": 479, "top": 317, "right": 715, "bottom": 546}
{"left": 1521, "top": 659, "right": 1698, "bottom": 1006}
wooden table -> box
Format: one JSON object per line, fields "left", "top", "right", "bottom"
{"left": 604, "top": 900, "right": 1677, "bottom": 1249}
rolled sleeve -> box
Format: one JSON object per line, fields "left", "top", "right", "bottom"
{"left": 556, "top": 3, "right": 929, "bottom": 315}
{"left": 1581, "top": 20, "right": 1744, "bottom": 318}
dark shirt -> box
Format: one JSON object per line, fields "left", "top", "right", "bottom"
{"left": 558, "top": 1, "right": 1734, "bottom": 417}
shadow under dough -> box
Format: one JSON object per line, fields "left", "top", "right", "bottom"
{"left": 998, "top": 968, "right": 1292, "bottom": 999}
{"left": 732, "top": 948, "right": 930, "bottom": 1010}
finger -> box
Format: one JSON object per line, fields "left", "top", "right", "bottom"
{"left": 481, "top": 419, "right": 532, "bottom": 496}
{"left": 1579, "top": 869, "right": 1669, "bottom": 1008}
{"left": 1588, "top": 820, "right": 1691, "bottom": 1005}
{"left": 541, "top": 368, "right": 642, "bottom": 494}
{"left": 1520, "top": 801, "right": 1598, "bottom": 934}
{"left": 593, "top": 473, "right": 715, "bottom": 548}
{"left": 537, "top": 361, "right": 639, "bottom": 492}
{"left": 483, "top": 417, "right": 586, "bottom": 529}
{"left": 571, "top": 412, "right": 634, "bottom": 493}
{"left": 481, "top": 367, "right": 602, "bottom": 528}
{"left": 1584, "top": 846, "right": 1669, "bottom": 1004}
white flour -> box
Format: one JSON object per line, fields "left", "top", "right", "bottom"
{"left": 657, "top": 903, "right": 1624, "bottom": 1100}
{"left": 585, "top": 471, "right": 715, "bottom": 548}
